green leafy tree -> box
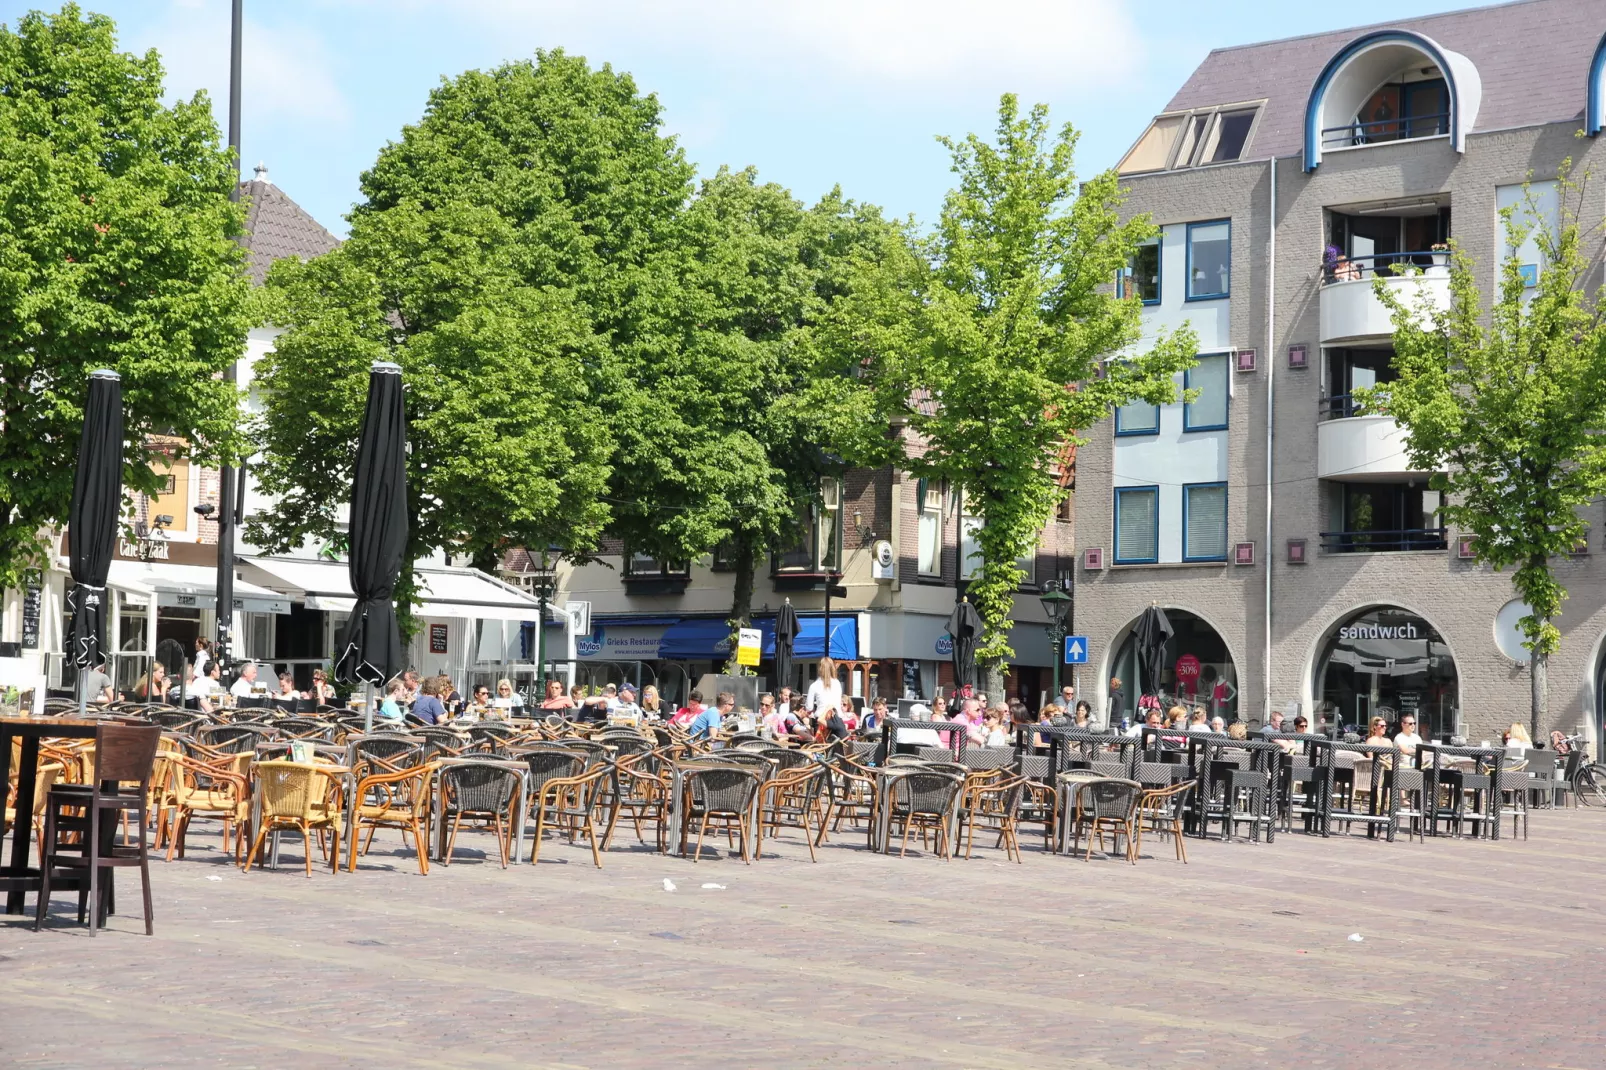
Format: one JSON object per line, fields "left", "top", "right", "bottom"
{"left": 833, "top": 95, "right": 1197, "bottom": 696}
{"left": 249, "top": 51, "right": 689, "bottom": 629}
{"left": 0, "top": 4, "right": 253, "bottom": 588}
{"left": 1372, "top": 165, "right": 1606, "bottom": 737}
{"left": 606, "top": 168, "right": 901, "bottom": 666}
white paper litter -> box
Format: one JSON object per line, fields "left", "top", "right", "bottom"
{"left": 1348, "top": 933, "right": 1364, "bottom": 942}
{"left": 701, "top": 883, "right": 725, "bottom": 890}
{"left": 205, "top": 875, "right": 223, "bottom": 882}
{"left": 662, "top": 878, "right": 676, "bottom": 892}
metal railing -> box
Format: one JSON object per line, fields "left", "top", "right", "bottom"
{"left": 1320, "top": 250, "right": 1447, "bottom": 285}
{"left": 1319, "top": 527, "right": 1448, "bottom": 553}
{"left": 1319, "top": 392, "right": 1397, "bottom": 421}
{"left": 1321, "top": 111, "right": 1449, "bottom": 149}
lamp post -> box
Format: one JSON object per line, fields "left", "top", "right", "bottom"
{"left": 529, "top": 548, "right": 558, "bottom": 693}
{"left": 1039, "top": 580, "right": 1072, "bottom": 702}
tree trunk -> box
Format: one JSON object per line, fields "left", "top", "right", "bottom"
{"left": 980, "top": 657, "right": 1006, "bottom": 706}
{"left": 1530, "top": 645, "right": 1548, "bottom": 743}
{"left": 723, "top": 536, "right": 757, "bottom": 676}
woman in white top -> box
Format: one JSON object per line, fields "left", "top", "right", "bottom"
{"left": 805, "top": 657, "right": 843, "bottom": 717}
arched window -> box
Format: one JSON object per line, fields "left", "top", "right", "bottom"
{"left": 1314, "top": 606, "right": 1458, "bottom": 739}
{"left": 1304, "top": 31, "right": 1481, "bottom": 171}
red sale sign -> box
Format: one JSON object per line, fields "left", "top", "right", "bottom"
{"left": 1175, "top": 654, "right": 1201, "bottom": 684}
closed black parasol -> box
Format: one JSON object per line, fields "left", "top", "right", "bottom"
{"left": 334, "top": 362, "right": 408, "bottom": 727}
{"left": 773, "top": 599, "right": 799, "bottom": 698}
{"left": 67, "top": 370, "right": 124, "bottom": 715}
{"left": 946, "top": 597, "right": 984, "bottom": 694}
{"left": 1133, "top": 605, "right": 1175, "bottom": 700}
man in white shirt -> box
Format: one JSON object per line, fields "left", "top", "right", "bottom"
{"left": 229, "top": 660, "right": 264, "bottom": 698}
{"left": 1393, "top": 714, "right": 1426, "bottom": 756}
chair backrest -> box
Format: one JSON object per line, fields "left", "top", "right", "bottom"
{"left": 253, "top": 760, "right": 334, "bottom": 820}
{"left": 440, "top": 762, "right": 522, "bottom": 814}
{"left": 351, "top": 736, "right": 421, "bottom": 763}
{"left": 522, "top": 749, "right": 587, "bottom": 794}
{"left": 1084, "top": 779, "right": 1142, "bottom": 820}
{"left": 684, "top": 766, "right": 761, "bottom": 814}
{"left": 91, "top": 723, "right": 163, "bottom": 785}
{"left": 885, "top": 754, "right": 929, "bottom": 768}
{"left": 894, "top": 772, "right": 963, "bottom": 816}
{"left": 198, "top": 724, "right": 273, "bottom": 753}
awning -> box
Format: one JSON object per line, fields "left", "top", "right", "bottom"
{"left": 241, "top": 555, "right": 542, "bottom": 623}
{"left": 656, "top": 615, "right": 857, "bottom": 661}
{"left": 107, "top": 560, "right": 290, "bottom": 615}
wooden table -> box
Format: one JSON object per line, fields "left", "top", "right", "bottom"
{"left": 0, "top": 716, "right": 103, "bottom": 914}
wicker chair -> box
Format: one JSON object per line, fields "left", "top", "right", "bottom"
{"left": 1072, "top": 779, "right": 1143, "bottom": 863}
{"left": 349, "top": 737, "right": 424, "bottom": 779}
{"left": 348, "top": 762, "right": 436, "bottom": 874}
{"left": 959, "top": 770, "right": 1026, "bottom": 863}
{"left": 164, "top": 754, "right": 252, "bottom": 862}
{"left": 756, "top": 763, "right": 828, "bottom": 861}
{"left": 439, "top": 762, "right": 524, "bottom": 868}
{"left": 1136, "top": 780, "right": 1195, "bottom": 863}
{"left": 604, "top": 755, "right": 672, "bottom": 851}
{"left": 885, "top": 772, "right": 964, "bottom": 859}
{"left": 242, "top": 761, "right": 346, "bottom": 877}
{"left": 679, "top": 766, "right": 762, "bottom": 863}
{"left": 275, "top": 718, "right": 337, "bottom": 742}
{"left": 4, "top": 761, "right": 64, "bottom": 862}
{"left": 820, "top": 756, "right": 878, "bottom": 846}
{"left": 528, "top": 761, "right": 610, "bottom": 867}
{"left": 197, "top": 723, "right": 274, "bottom": 754}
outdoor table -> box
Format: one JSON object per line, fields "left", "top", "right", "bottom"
{"left": 0, "top": 716, "right": 114, "bottom": 914}
{"left": 1053, "top": 771, "right": 1113, "bottom": 854}
{"left": 1415, "top": 743, "right": 1504, "bottom": 840}
{"left": 874, "top": 718, "right": 969, "bottom": 766}
{"left": 1142, "top": 730, "right": 1280, "bottom": 842}
{"left": 429, "top": 757, "right": 529, "bottom": 864}
{"left": 1014, "top": 725, "right": 1136, "bottom": 784}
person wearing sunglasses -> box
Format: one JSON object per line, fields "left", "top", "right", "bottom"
{"left": 1393, "top": 714, "right": 1425, "bottom": 755}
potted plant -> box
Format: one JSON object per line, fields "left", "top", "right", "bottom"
{"left": 1430, "top": 242, "right": 1449, "bottom": 269}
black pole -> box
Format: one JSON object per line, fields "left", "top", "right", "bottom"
{"left": 216, "top": 0, "right": 243, "bottom": 673}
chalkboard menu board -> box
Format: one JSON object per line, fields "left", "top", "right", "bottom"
{"left": 20, "top": 573, "right": 41, "bottom": 650}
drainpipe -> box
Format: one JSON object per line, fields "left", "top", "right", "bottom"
{"left": 1262, "top": 155, "right": 1277, "bottom": 721}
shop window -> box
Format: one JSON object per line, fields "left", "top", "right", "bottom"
{"left": 1186, "top": 221, "right": 1230, "bottom": 300}
{"left": 1316, "top": 606, "right": 1458, "bottom": 740}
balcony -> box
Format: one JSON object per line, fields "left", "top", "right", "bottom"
{"left": 1319, "top": 255, "right": 1450, "bottom": 344}
{"left": 1317, "top": 413, "right": 1436, "bottom": 481}
{"left": 1319, "top": 527, "right": 1448, "bottom": 553}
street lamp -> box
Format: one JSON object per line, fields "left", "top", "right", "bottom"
{"left": 1039, "top": 580, "right": 1072, "bottom": 701}
{"left": 528, "top": 547, "right": 559, "bottom": 688}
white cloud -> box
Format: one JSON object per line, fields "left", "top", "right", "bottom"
{"left": 379, "top": 0, "right": 1142, "bottom": 96}
{"left": 123, "top": 3, "right": 350, "bottom": 126}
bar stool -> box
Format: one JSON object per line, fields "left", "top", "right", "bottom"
{"left": 35, "top": 723, "right": 163, "bottom": 936}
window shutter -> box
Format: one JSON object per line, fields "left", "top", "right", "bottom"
{"left": 1116, "top": 489, "right": 1158, "bottom": 561}
{"left": 1185, "top": 485, "right": 1228, "bottom": 560}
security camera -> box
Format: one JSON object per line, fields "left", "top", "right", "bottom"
{"left": 193, "top": 503, "right": 215, "bottom": 517}
{"left": 154, "top": 514, "right": 173, "bottom": 528}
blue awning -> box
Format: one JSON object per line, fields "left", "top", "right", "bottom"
{"left": 656, "top": 615, "right": 858, "bottom": 660}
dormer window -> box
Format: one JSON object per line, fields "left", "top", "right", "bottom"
{"left": 1118, "top": 102, "right": 1263, "bottom": 175}
{"left": 1304, "top": 30, "right": 1479, "bottom": 171}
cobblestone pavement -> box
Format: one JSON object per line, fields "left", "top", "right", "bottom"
{"left": 1, "top": 805, "right": 1603, "bottom": 1069}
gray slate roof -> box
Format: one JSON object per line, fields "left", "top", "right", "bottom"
{"left": 237, "top": 178, "right": 340, "bottom": 285}
{"left": 1163, "top": 0, "right": 1603, "bottom": 162}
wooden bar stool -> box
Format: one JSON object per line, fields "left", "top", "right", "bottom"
{"left": 35, "top": 723, "right": 163, "bottom": 936}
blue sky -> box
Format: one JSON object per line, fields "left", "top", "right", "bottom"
{"left": 21, "top": 0, "right": 1477, "bottom": 236}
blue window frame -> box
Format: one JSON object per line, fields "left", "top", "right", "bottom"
{"left": 1184, "top": 353, "right": 1229, "bottom": 431}
{"left": 1113, "top": 485, "right": 1160, "bottom": 565}
{"left": 1115, "top": 399, "right": 1160, "bottom": 436}
{"left": 1182, "top": 482, "right": 1229, "bottom": 562}
{"left": 1185, "top": 220, "right": 1230, "bottom": 301}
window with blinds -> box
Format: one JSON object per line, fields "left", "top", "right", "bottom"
{"left": 1114, "top": 486, "right": 1159, "bottom": 564}
{"left": 1184, "top": 483, "right": 1228, "bottom": 561}
{"left": 1185, "top": 353, "right": 1229, "bottom": 430}
{"left": 916, "top": 478, "right": 942, "bottom": 575}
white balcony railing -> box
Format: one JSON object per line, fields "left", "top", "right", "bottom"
{"left": 1317, "top": 414, "right": 1437, "bottom": 481}
{"left": 1319, "top": 271, "right": 1450, "bottom": 344}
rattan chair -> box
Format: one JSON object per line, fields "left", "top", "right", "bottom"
{"left": 528, "top": 761, "right": 610, "bottom": 867}
{"left": 1072, "top": 778, "right": 1143, "bottom": 863}
{"left": 886, "top": 772, "right": 964, "bottom": 859}
{"left": 960, "top": 771, "right": 1026, "bottom": 863}
{"left": 679, "top": 766, "right": 762, "bottom": 863}
{"left": 164, "top": 754, "right": 252, "bottom": 862}
{"left": 242, "top": 761, "right": 346, "bottom": 877}
{"left": 1136, "top": 779, "right": 1195, "bottom": 863}
{"left": 348, "top": 762, "right": 436, "bottom": 874}
{"left": 756, "top": 763, "right": 828, "bottom": 862}
{"left": 439, "top": 762, "right": 523, "bottom": 868}
{"left": 4, "top": 761, "right": 64, "bottom": 862}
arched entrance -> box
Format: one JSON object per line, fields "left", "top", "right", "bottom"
{"left": 1110, "top": 609, "right": 1239, "bottom": 721}
{"left": 1315, "top": 605, "right": 1458, "bottom": 739}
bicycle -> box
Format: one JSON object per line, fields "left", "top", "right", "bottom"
{"left": 1554, "top": 734, "right": 1606, "bottom": 806}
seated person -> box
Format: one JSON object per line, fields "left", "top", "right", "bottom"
{"left": 189, "top": 661, "right": 224, "bottom": 714}
{"left": 377, "top": 680, "right": 408, "bottom": 721}
{"left": 862, "top": 696, "right": 888, "bottom": 733}
{"left": 412, "top": 677, "right": 447, "bottom": 725}
{"left": 81, "top": 660, "right": 115, "bottom": 704}
{"left": 815, "top": 702, "right": 850, "bottom": 744}
{"left": 1393, "top": 715, "right": 1425, "bottom": 756}
{"left": 669, "top": 690, "right": 704, "bottom": 730}
{"left": 273, "top": 672, "right": 302, "bottom": 708}
{"left": 538, "top": 679, "right": 572, "bottom": 711}
{"left": 689, "top": 691, "right": 733, "bottom": 741}
{"left": 491, "top": 678, "right": 524, "bottom": 714}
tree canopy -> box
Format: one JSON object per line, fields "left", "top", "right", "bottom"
{"left": 0, "top": 3, "right": 253, "bottom": 588}
{"left": 1373, "top": 165, "right": 1606, "bottom": 735}
{"left": 834, "top": 95, "right": 1197, "bottom": 693}
{"left": 249, "top": 51, "right": 690, "bottom": 624}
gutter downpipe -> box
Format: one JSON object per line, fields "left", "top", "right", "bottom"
{"left": 1262, "top": 155, "right": 1277, "bottom": 722}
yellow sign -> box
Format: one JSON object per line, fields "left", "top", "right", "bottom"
{"left": 736, "top": 627, "right": 762, "bottom": 667}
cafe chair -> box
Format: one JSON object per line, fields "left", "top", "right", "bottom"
{"left": 680, "top": 766, "right": 762, "bottom": 863}
{"left": 242, "top": 761, "right": 346, "bottom": 877}
{"left": 886, "top": 772, "right": 963, "bottom": 860}
{"left": 164, "top": 754, "right": 252, "bottom": 863}
{"left": 5, "top": 761, "right": 64, "bottom": 863}
{"left": 348, "top": 762, "right": 437, "bottom": 874}
{"left": 1136, "top": 780, "right": 1195, "bottom": 863}
{"left": 439, "top": 762, "right": 524, "bottom": 868}
{"left": 35, "top": 723, "right": 163, "bottom": 936}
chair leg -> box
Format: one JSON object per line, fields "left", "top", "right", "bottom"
{"left": 242, "top": 825, "right": 270, "bottom": 873}
{"left": 583, "top": 812, "right": 602, "bottom": 869}
{"left": 445, "top": 812, "right": 464, "bottom": 865}
{"left": 34, "top": 804, "right": 55, "bottom": 931}
{"left": 301, "top": 826, "right": 314, "bottom": 878}
{"left": 137, "top": 806, "right": 154, "bottom": 935}
{"left": 694, "top": 811, "right": 712, "bottom": 862}
{"left": 86, "top": 803, "right": 101, "bottom": 937}
{"left": 493, "top": 813, "right": 509, "bottom": 869}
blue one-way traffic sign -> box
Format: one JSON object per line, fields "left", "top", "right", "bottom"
{"left": 1063, "top": 635, "right": 1089, "bottom": 664}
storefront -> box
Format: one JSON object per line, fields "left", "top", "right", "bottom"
{"left": 1108, "top": 608, "right": 1239, "bottom": 721}
{"left": 1314, "top": 605, "right": 1459, "bottom": 739}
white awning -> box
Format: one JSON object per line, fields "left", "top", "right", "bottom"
{"left": 240, "top": 555, "right": 541, "bottom": 623}
{"left": 107, "top": 561, "right": 290, "bottom": 615}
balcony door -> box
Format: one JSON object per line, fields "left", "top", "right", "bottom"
{"left": 1338, "top": 482, "right": 1442, "bottom": 552}
{"left": 1326, "top": 348, "right": 1398, "bottom": 418}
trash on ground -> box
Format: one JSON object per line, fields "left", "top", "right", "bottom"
{"left": 661, "top": 878, "right": 676, "bottom": 892}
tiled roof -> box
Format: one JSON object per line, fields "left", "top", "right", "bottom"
{"left": 1160, "top": 0, "right": 1601, "bottom": 162}
{"left": 237, "top": 177, "right": 340, "bottom": 285}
